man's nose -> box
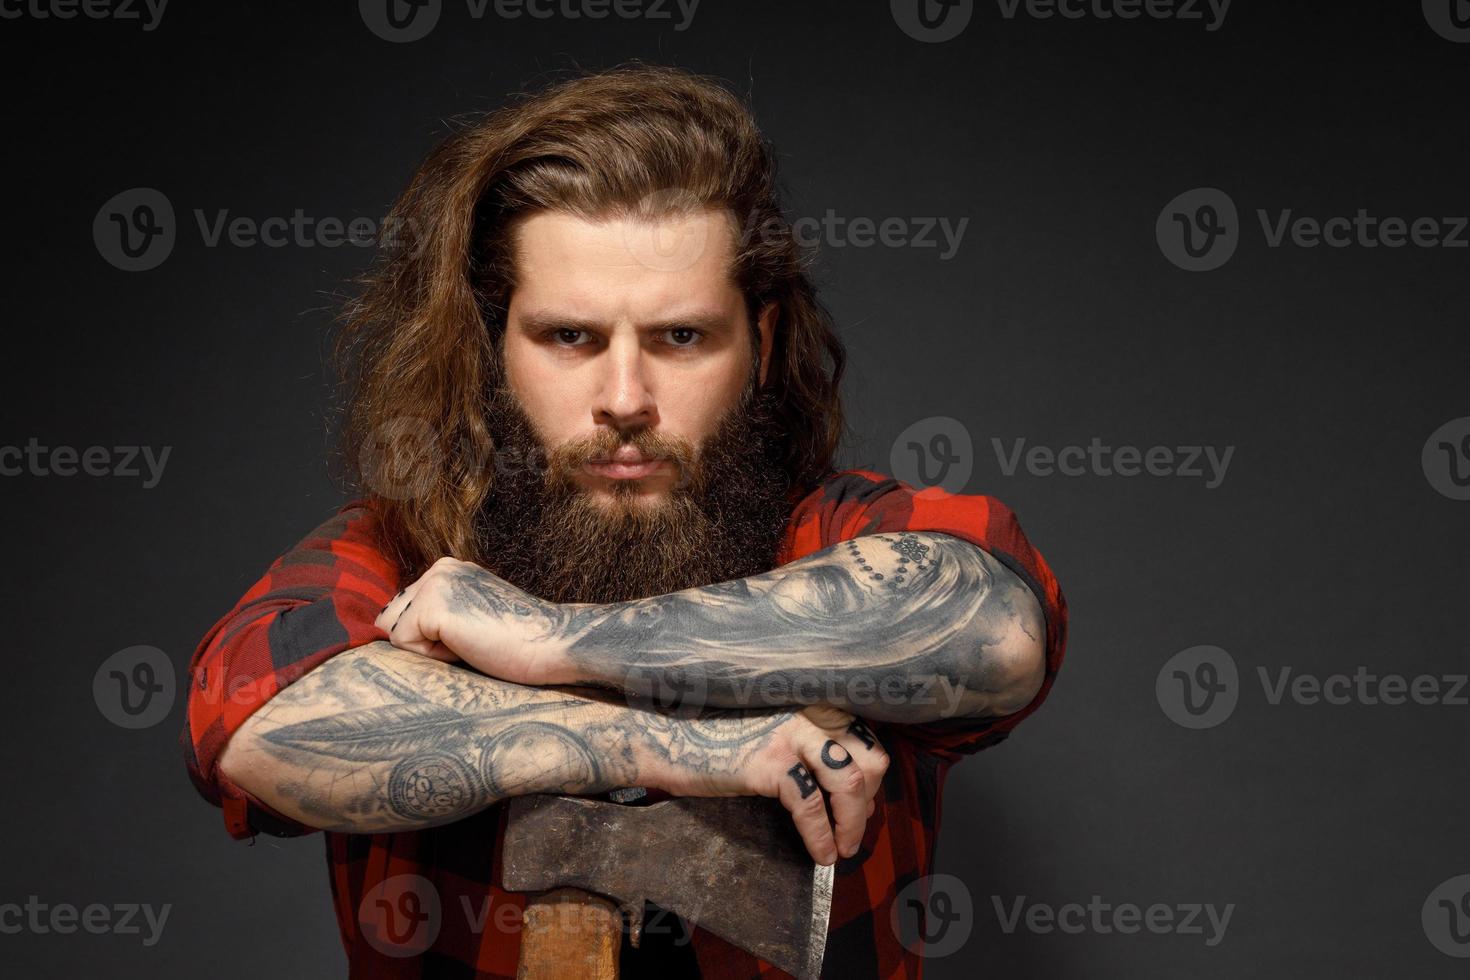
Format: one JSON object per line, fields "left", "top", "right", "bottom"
{"left": 591, "top": 334, "right": 658, "bottom": 431}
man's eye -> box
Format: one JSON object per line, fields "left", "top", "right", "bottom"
{"left": 550, "top": 329, "right": 591, "bottom": 346}
{"left": 663, "top": 328, "right": 703, "bottom": 347}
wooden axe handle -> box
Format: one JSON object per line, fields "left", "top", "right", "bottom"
{"left": 517, "top": 887, "right": 623, "bottom": 980}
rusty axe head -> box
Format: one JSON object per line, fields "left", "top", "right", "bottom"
{"left": 500, "top": 795, "right": 833, "bottom": 979}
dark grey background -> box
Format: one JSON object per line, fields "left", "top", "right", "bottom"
{"left": 2, "top": 1, "right": 1467, "bottom": 977}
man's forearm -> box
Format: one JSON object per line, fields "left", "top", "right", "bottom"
{"left": 217, "top": 641, "right": 790, "bottom": 834}
{"left": 490, "top": 532, "right": 1047, "bottom": 723}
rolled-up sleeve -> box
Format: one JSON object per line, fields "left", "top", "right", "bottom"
{"left": 179, "top": 500, "right": 401, "bottom": 839}
{"left": 781, "top": 470, "right": 1068, "bottom": 762}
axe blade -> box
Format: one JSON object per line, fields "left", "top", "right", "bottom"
{"left": 501, "top": 795, "right": 833, "bottom": 979}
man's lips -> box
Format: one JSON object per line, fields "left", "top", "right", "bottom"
{"left": 583, "top": 456, "right": 671, "bottom": 480}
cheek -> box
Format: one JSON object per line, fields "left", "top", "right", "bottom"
{"left": 664, "top": 363, "right": 746, "bottom": 441}
{"left": 503, "top": 342, "right": 573, "bottom": 439}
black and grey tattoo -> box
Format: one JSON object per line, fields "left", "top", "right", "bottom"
{"left": 539, "top": 532, "right": 1045, "bottom": 722}
{"left": 235, "top": 642, "right": 794, "bottom": 834}
{"left": 819, "top": 740, "right": 852, "bottom": 770}
{"left": 787, "top": 763, "right": 819, "bottom": 799}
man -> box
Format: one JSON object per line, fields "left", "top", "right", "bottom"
{"left": 181, "top": 63, "right": 1068, "bottom": 978}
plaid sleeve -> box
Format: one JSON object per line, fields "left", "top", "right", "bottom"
{"left": 179, "top": 500, "right": 402, "bottom": 839}
{"left": 781, "top": 469, "right": 1068, "bottom": 762}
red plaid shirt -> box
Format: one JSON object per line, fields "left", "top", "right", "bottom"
{"left": 181, "top": 470, "right": 1067, "bottom": 978}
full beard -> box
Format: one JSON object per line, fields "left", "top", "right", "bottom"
{"left": 473, "top": 380, "right": 795, "bottom": 605}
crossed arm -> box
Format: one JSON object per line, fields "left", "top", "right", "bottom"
{"left": 216, "top": 530, "right": 1045, "bottom": 861}
{"left": 217, "top": 642, "right": 885, "bottom": 862}
{"left": 379, "top": 530, "right": 1048, "bottom": 724}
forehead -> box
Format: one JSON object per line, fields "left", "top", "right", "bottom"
{"left": 508, "top": 208, "right": 743, "bottom": 317}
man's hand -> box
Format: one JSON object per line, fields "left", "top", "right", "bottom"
{"left": 374, "top": 557, "right": 567, "bottom": 682}
{"left": 658, "top": 704, "right": 889, "bottom": 866}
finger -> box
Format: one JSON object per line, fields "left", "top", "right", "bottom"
{"left": 374, "top": 581, "right": 422, "bottom": 633}
{"left": 777, "top": 761, "right": 838, "bottom": 866}
{"left": 804, "top": 738, "right": 868, "bottom": 860}
{"left": 834, "top": 722, "right": 890, "bottom": 802}
{"left": 377, "top": 555, "right": 468, "bottom": 630}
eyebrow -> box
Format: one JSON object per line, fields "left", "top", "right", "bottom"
{"left": 516, "top": 311, "right": 736, "bottom": 335}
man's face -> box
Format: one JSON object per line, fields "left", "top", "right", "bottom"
{"left": 502, "top": 208, "right": 776, "bottom": 508}
{"left": 477, "top": 208, "right": 793, "bottom": 605}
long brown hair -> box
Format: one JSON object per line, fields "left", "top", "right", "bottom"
{"left": 332, "top": 62, "right": 847, "bottom": 579}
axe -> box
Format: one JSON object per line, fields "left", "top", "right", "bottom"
{"left": 501, "top": 793, "right": 834, "bottom": 979}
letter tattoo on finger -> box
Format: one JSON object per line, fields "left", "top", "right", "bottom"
{"left": 819, "top": 740, "right": 853, "bottom": 770}
{"left": 846, "top": 718, "right": 878, "bottom": 751}
{"left": 787, "top": 763, "right": 819, "bottom": 799}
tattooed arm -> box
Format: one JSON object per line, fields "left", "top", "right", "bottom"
{"left": 380, "top": 532, "right": 1047, "bottom": 724}
{"left": 215, "top": 641, "right": 888, "bottom": 863}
